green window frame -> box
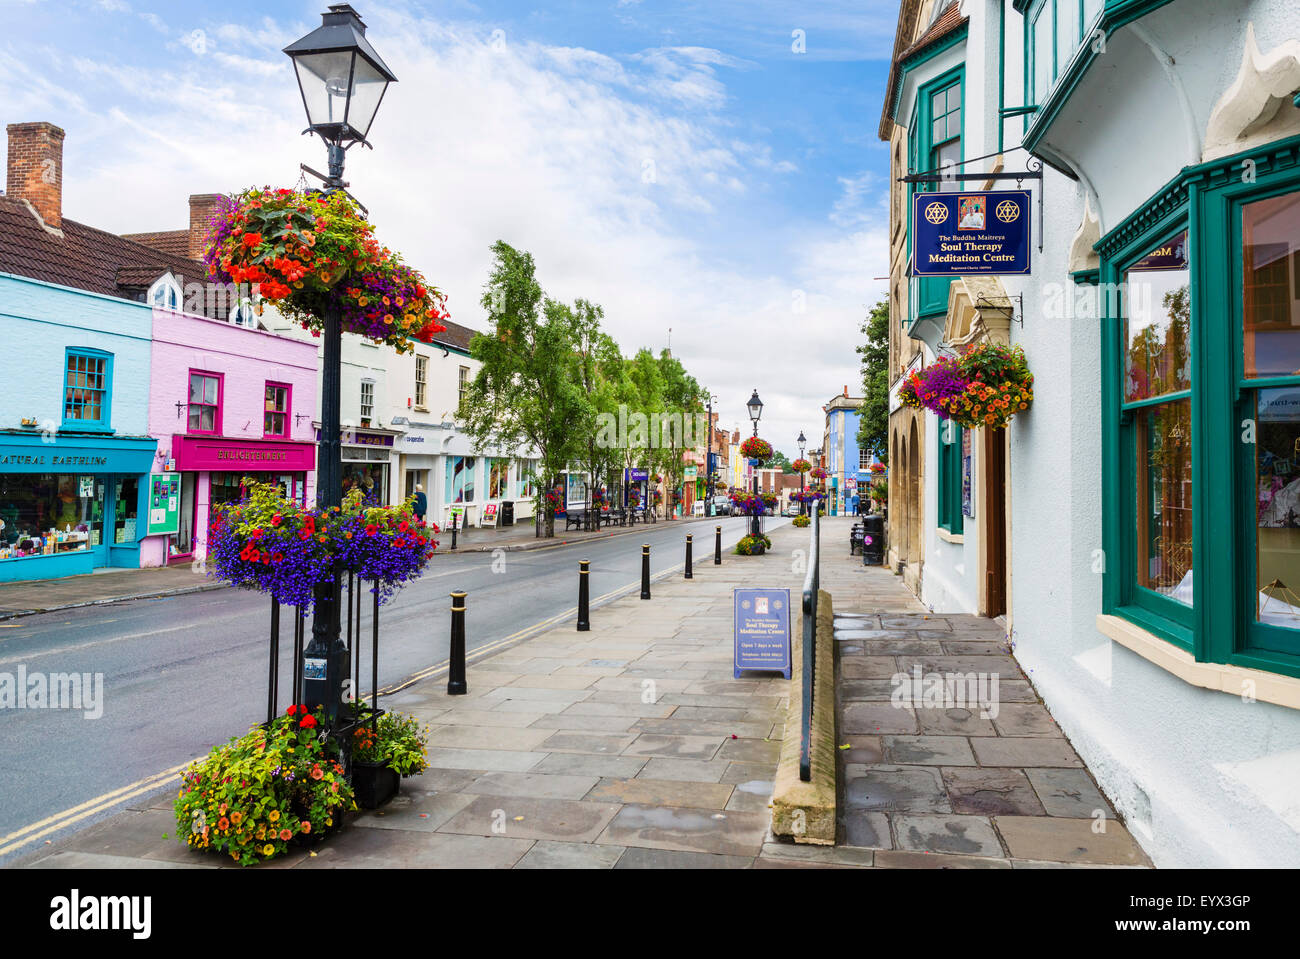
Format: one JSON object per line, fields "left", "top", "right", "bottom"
{"left": 62, "top": 348, "right": 113, "bottom": 432}
{"left": 908, "top": 66, "right": 964, "bottom": 329}
{"left": 1022, "top": 0, "right": 1105, "bottom": 107}
{"left": 937, "top": 418, "right": 964, "bottom": 535}
{"left": 1099, "top": 134, "right": 1300, "bottom": 680}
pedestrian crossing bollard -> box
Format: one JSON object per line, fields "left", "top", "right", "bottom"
{"left": 715, "top": 525, "right": 722, "bottom": 565}
{"left": 641, "top": 544, "right": 651, "bottom": 600}
{"left": 448, "top": 590, "right": 468, "bottom": 695}
{"left": 577, "top": 559, "right": 591, "bottom": 631}
{"left": 685, "top": 535, "right": 693, "bottom": 579}
{"left": 450, "top": 512, "right": 458, "bottom": 550}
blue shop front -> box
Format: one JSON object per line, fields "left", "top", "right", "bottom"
{"left": 0, "top": 431, "right": 158, "bottom": 581}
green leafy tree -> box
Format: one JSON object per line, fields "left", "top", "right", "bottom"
{"left": 462, "top": 241, "right": 584, "bottom": 537}
{"left": 655, "top": 351, "right": 704, "bottom": 517}
{"left": 856, "top": 298, "right": 890, "bottom": 462}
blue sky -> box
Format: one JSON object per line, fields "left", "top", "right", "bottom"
{"left": 2, "top": 0, "right": 900, "bottom": 455}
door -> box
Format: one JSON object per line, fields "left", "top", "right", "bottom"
{"left": 984, "top": 428, "right": 1007, "bottom": 617}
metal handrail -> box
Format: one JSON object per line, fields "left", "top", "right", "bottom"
{"left": 799, "top": 507, "right": 820, "bottom": 782}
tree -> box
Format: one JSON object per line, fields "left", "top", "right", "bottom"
{"left": 568, "top": 298, "right": 623, "bottom": 528}
{"left": 768, "top": 449, "right": 794, "bottom": 473}
{"left": 462, "top": 241, "right": 585, "bottom": 537}
{"left": 856, "top": 298, "right": 890, "bottom": 462}
{"left": 654, "top": 351, "right": 704, "bottom": 517}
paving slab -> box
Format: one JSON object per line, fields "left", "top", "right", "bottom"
{"left": 1025, "top": 768, "right": 1115, "bottom": 817}
{"left": 585, "top": 777, "right": 734, "bottom": 808}
{"left": 596, "top": 804, "right": 770, "bottom": 857}
{"left": 994, "top": 816, "right": 1149, "bottom": 865}
{"left": 971, "top": 738, "right": 1084, "bottom": 768}
{"left": 892, "top": 814, "right": 1004, "bottom": 857}
{"left": 883, "top": 735, "right": 977, "bottom": 766}
{"left": 613, "top": 848, "right": 755, "bottom": 869}
{"left": 942, "top": 767, "right": 1047, "bottom": 816}
{"left": 621, "top": 734, "right": 725, "bottom": 761}
{"left": 463, "top": 771, "right": 601, "bottom": 800}
{"left": 438, "top": 795, "right": 622, "bottom": 843}
{"left": 515, "top": 840, "right": 625, "bottom": 869}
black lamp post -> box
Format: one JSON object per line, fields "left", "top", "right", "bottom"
{"left": 746, "top": 390, "right": 763, "bottom": 538}
{"left": 285, "top": 3, "right": 396, "bottom": 724}
{"left": 797, "top": 429, "right": 806, "bottom": 516}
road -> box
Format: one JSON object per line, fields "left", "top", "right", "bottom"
{"left": 0, "top": 515, "right": 778, "bottom": 862}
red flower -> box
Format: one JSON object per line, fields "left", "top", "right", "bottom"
{"left": 286, "top": 705, "right": 298, "bottom": 716}
{"left": 300, "top": 714, "right": 318, "bottom": 729}
{"left": 271, "top": 552, "right": 284, "bottom": 564}
{"left": 242, "top": 232, "right": 263, "bottom": 248}
{"left": 398, "top": 521, "right": 410, "bottom": 532}
{"left": 271, "top": 514, "right": 283, "bottom": 527}
{"left": 365, "top": 524, "right": 379, "bottom": 536}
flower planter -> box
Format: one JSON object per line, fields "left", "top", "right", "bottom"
{"left": 352, "top": 760, "right": 400, "bottom": 809}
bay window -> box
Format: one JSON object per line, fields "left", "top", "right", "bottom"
{"left": 1100, "top": 136, "right": 1300, "bottom": 678}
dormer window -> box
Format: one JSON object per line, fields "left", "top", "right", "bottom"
{"left": 230, "top": 298, "right": 258, "bottom": 327}
{"left": 148, "top": 273, "right": 182, "bottom": 312}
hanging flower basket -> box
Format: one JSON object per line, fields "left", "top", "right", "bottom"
{"left": 739, "top": 437, "right": 773, "bottom": 463}
{"left": 205, "top": 188, "right": 449, "bottom": 354}
{"left": 912, "top": 354, "right": 968, "bottom": 420}
{"left": 729, "top": 491, "right": 765, "bottom": 516}
{"left": 942, "top": 343, "right": 1035, "bottom": 430}
{"left": 790, "top": 458, "right": 812, "bottom": 474}
{"left": 809, "top": 466, "right": 828, "bottom": 481}
{"left": 206, "top": 479, "right": 439, "bottom": 613}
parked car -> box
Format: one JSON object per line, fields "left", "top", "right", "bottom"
{"left": 782, "top": 503, "right": 800, "bottom": 517}
{"left": 711, "top": 496, "right": 732, "bottom": 516}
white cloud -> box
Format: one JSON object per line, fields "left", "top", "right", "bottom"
{"left": 2, "top": 7, "right": 888, "bottom": 457}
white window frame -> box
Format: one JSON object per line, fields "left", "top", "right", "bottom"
{"left": 148, "top": 273, "right": 183, "bottom": 312}
{"left": 415, "top": 355, "right": 428, "bottom": 410}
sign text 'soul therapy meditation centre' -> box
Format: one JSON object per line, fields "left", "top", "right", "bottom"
{"left": 733, "top": 588, "right": 792, "bottom": 679}
{"left": 912, "top": 189, "right": 1031, "bottom": 276}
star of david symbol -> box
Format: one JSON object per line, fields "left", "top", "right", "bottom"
{"left": 995, "top": 199, "right": 1020, "bottom": 223}
{"left": 924, "top": 201, "right": 948, "bottom": 225}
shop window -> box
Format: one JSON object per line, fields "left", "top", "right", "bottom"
{"left": 445, "top": 456, "right": 475, "bottom": 503}
{"left": 0, "top": 474, "right": 103, "bottom": 557}
{"left": 860, "top": 449, "right": 872, "bottom": 470}
{"left": 414, "top": 355, "right": 428, "bottom": 409}
{"left": 187, "top": 371, "right": 222, "bottom": 434}
{"left": 264, "top": 382, "right": 290, "bottom": 438}
{"left": 937, "top": 419, "right": 964, "bottom": 535}
{"left": 517, "top": 459, "right": 536, "bottom": 497}
{"left": 488, "top": 458, "right": 509, "bottom": 499}
{"left": 1124, "top": 232, "right": 1193, "bottom": 609}
{"left": 63, "top": 349, "right": 112, "bottom": 430}
{"left": 1101, "top": 143, "right": 1300, "bottom": 678}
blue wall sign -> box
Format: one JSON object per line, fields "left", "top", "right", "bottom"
{"left": 912, "top": 189, "right": 1031, "bottom": 276}
{"left": 734, "top": 588, "right": 792, "bottom": 679}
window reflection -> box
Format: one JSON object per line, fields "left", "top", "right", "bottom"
{"left": 1125, "top": 232, "right": 1191, "bottom": 403}
{"left": 1136, "top": 398, "right": 1193, "bottom": 604}
{"left": 1243, "top": 191, "right": 1300, "bottom": 378}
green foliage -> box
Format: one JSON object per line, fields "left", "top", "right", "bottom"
{"left": 350, "top": 710, "right": 429, "bottom": 777}
{"left": 856, "top": 299, "right": 890, "bottom": 461}
{"left": 734, "top": 533, "right": 772, "bottom": 555}
{"left": 174, "top": 706, "right": 354, "bottom": 866}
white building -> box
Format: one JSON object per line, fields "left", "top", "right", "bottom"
{"left": 881, "top": 0, "right": 1300, "bottom": 866}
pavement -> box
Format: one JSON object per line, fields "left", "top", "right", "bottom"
{"left": 16, "top": 517, "right": 1152, "bottom": 869}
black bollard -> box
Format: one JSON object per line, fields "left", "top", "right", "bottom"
{"left": 685, "top": 535, "right": 693, "bottom": 579}
{"left": 640, "top": 544, "right": 651, "bottom": 600}
{"left": 715, "top": 525, "right": 722, "bottom": 565}
{"left": 450, "top": 511, "right": 458, "bottom": 550}
{"left": 577, "top": 559, "right": 591, "bottom": 631}
{"left": 448, "top": 590, "right": 468, "bottom": 694}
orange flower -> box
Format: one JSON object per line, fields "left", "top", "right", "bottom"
{"left": 279, "top": 828, "right": 293, "bottom": 842}
{"left": 300, "top": 821, "right": 312, "bottom": 834}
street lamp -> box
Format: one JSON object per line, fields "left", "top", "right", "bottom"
{"left": 285, "top": 3, "right": 398, "bottom": 192}
{"left": 747, "top": 390, "right": 762, "bottom": 538}
{"left": 797, "top": 430, "right": 806, "bottom": 516}
{"left": 284, "top": 3, "right": 396, "bottom": 724}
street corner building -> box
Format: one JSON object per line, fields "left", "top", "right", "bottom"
{"left": 878, "top": 0, "right": 1300, "bottom": 866}
{"left": 0, "top": 121, "right": 320, "bottom": 578}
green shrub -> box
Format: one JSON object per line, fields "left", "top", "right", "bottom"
{"left": 734, "top": 534, "right": 772, "bottom": 555}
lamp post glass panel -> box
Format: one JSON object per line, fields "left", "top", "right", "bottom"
{"left": 284, "top": 3, "right": 397, "bottom": 723}
{"left": 747, "top": 390, "right": 763, "bottom": 538}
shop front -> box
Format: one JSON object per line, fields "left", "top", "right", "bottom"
{"left": 314, "top": 426, "right": 396, "bottom": 507}
{"left": 0, "top": 432, "right": 157, "bottom": 581}
{"left": 162, "top": 434, "right": 316, "bottom": 564}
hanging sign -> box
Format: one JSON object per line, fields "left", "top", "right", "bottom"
{"left": 912, "top": 189, "right": 1031, "bottom": 276}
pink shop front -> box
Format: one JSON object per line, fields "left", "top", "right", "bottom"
{"left": 139, "top": 434, "right": 316, "bottom": 566}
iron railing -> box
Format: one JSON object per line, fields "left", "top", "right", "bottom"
{"left": 799, "top": 507, "right": 821, "bottom": 782}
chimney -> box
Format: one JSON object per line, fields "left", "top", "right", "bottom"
{"left": 7, "top": 122, "right": 65, "bottom": 230}
{"left": 844, "top": 385, "right": 848, "bottom": 397}
{"left": 188, "top": 194, "right": 225, "bottom": 259}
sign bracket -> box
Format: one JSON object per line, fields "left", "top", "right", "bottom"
{"left": 975, "top": 294, "right": 1023, "bottom": 327}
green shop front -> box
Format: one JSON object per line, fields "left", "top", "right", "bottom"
{"left": 0, "top": 432, "right": 158, "bottom": 581}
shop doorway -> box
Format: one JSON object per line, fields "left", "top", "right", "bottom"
{"left": 983, "top": 428, "right": 1008, "bottom": 618}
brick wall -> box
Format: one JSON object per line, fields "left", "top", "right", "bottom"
{"left": 6, "top": 122, "right": 65, "bottom": 229}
